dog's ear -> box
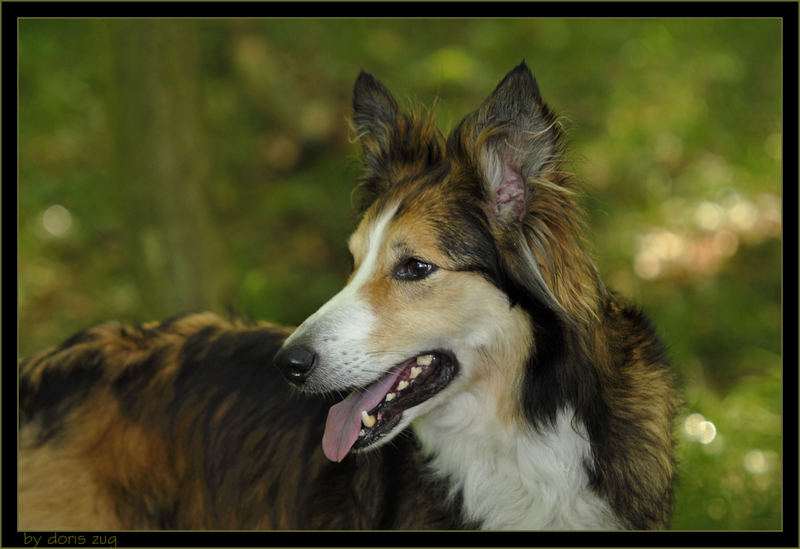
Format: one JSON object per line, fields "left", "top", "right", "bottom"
{"left": 352, "top": 70, "right": 400, "bottom": 166}
{"left": 455, "top": 63, "right": 600, "bottom": 324}
{"left": 351, "top": 71, "right": 444, "bottom": 212}
{"left": 466, "top": 61, "right": 563, "bottom": 228}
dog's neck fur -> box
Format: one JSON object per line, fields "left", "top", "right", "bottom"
{"left": 413, "top": 377, "right": 622, "bottom": 530}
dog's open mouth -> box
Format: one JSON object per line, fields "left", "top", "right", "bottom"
{"left": 322, "top": 351, "right": 458, "bottom": 462}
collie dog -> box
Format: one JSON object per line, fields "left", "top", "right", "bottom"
{"left": 19, "top": 62, "right": 678, "bottom": 531}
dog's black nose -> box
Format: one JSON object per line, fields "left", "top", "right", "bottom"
{"left": 274, "top": 344, "right": 317, "bottom": 384}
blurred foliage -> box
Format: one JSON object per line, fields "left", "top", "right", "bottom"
{"left": 18, "top": 19, "right": 782, "bottom": 530}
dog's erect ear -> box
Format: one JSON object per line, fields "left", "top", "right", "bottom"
{"left": 468, "top": 62, "right": 563, "bottom": 227}
{"left": 455, "top": 63, "right": 600, "bottom": 324}
{"left": 349, "top": 71, "right": 398, "bottom": 211}
{"left": 352, "top": 70, "right": 400, "bottom": 156}
{"left": 351, "top": 71, "right": 444, "bottom": 212}
{"left": 351, "top": 71, "right": 401, "bottom": 210}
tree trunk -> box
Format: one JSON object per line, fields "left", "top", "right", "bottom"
{"left": 106, "top": 20, "right": 229, "bottom": 318}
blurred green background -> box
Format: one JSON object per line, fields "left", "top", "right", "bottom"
{"left": 18, "top": 19, "right": 782, "bottom": 530}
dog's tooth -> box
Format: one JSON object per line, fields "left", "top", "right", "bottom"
{"left": 410, "top": 366, "right": 422, "bottom": 379}
{"left": 397, "top": 380, "right": 409, "bottom": 391}
{"left": 359, "top": 429, "right": 366, "bottom": 437}
{"left": 361, "top": 410, "right": 376, "bottom": 428}
{"left": 385, "top": 392, "right": 395, "bottom": 402}
{"left": 416, "top": 354, "right": 434, "bottom": 367}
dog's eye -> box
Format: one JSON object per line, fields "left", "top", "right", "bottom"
{"left": 394, "top": 258, "right": 437, "bottom": 281}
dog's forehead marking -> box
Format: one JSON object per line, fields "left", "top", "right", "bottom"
{"left": 349, "top": 202, "right": 400, "bottom": 287}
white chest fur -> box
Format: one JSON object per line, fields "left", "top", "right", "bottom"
{"left": 412, "top": 391, "right": 622, "bottom": 530}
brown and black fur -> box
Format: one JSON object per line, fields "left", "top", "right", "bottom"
{"left": 19, "top": 313, "right": 461, "bottom": 530}
{"left": 20, "top": 62, "right": 678, "bottom": 530}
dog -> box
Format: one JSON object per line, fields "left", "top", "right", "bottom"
{"left": 19, "top": 62, "right": 678, "bottom": 531}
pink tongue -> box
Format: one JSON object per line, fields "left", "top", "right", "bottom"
{"left": 322, "top": 366, "right": 404, "bottom": 462}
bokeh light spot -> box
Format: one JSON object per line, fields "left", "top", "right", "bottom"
{"left": 694, "top": 201, "right": 724, "bottom": 231}
{"left": 42, "top": 204, "right": 72, "bottom": 236}
{"left": 743, "top": 449, "right": 770, "bottom": 474}
{"left": 727, "top": 199, "right": 757, "bottom": 232}
{"left": 684, "top": 412, "right": 717, "bottom": 444}
{"left": 634, "top": 250, "right": 661, "bottom": 279}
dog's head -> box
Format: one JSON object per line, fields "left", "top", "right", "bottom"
{"left": 274, "top": 62, "right": 599, "bottom": 462}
